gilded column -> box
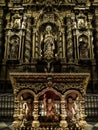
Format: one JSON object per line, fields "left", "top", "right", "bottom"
{"left": 66, "top": 15, "right": 73, "bottom": 63}
{"left": 31, "top": 27, "right": 37, "bottom": 72}
{"left": 60, "top": 95, "right": 68, "bottom": 129}
{"left": 0, "top": 9, "right": 4, "bottom": 62}
{"left": 72, "top": 14, "right": 77, "bottom": 63}
{"left": 20, "top": 15, "right": 27, "bottom": 64}
{"left": 88, "top": 14, "right": 95, "bottom": 60}
{"left": 93, "top": 8, "right": 98, "bottom": 93}
{"left": 88, "top": 12, "right": 98, "bottom": 93}
{"left": 95, "top": 8, "right": 98, "bottom": 62}
{"left": 62, "top": 27, "right": 66, "bottom": 61}
{"left": 24, "top": 17, "right": 32, "bottom": 64}
{"left": 13, "top": 93, "right": 22, "bottom": 129}
{"left": 79, "top": 98, "right": 87, "bottom": 129}
{"left": 32, "top": 96, "right": 40, "bottom": 128}
{"left": 32, "top": 27, "right": 36, "bottom": 59}
{"left": 58, "top": 31, "right": 63, "bottom": 58}
{"left": 34, "top": 30, "right": 40, "bottom": 59}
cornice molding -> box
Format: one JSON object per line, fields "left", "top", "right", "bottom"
{"left": 10, "top": 72, "right": 90, "bottom": 95}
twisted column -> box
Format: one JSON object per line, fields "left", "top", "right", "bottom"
{"left": 24, "top": 18, "right": 32, "bottom": 63}
{"left": 66, "top": 16, "right": 73, "bottom": 63}
{"left": 58, "top": 31, "right": 63, "bottom": 58}
{"left": 88, "top": 14, "right": 94, "bottom": 60}
{"left": 62, "top": 28, "right": 66, "bottom": 60}
{"left": 0, "top": 9, "right": 3, "bottom": 62}
{"left": 95, "top": 9, "right": 98, "bottom": 62}
{"left": 71, "top": 14, "right": 77, "bottom": 63}
{"left": 35, "top": 31, "right": 40, "bottom": 58}
{"left": 32, "top": 28, "right": 36, "bottom": 59}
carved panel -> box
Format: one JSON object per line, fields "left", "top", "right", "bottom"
{"left": 22, "top": 0, "right": 88, "bottom": 5}
{"left": 10, "top": 73, "right": 90, "bottom": 96}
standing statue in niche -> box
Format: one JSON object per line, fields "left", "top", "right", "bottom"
{"left": 41, "top": 25, "right": 57, "bottom": 60}
{"left": 79, "top": 41, "right": 89, "bottom": 59}
{"left": 23, "top": 98, "right": 33, "bottom": 119}
{"left": 22, "top": 98, "right": 33, "bottom": 128}
{"left": 43, "top": 94, "right": 59, "bottom": 122}
{"left": 9, "top": 36, "right": 19, "bottom": 60}
{"left": 66, "top": 96, "right": 78, "bottom": 122}
{"left": 65, "top": 91, "right": 85, "bottom": 130}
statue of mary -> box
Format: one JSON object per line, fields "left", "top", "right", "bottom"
{"left": 41, "top": 25, "right": 57, "bottom": 60}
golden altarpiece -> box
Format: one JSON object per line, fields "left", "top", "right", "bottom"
{"left": 0, "top": 0, "right": 98, "bottom": 129}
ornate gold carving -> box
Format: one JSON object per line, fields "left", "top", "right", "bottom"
{"left": 24, "top": 18, "right": 32, "bottom": 63}
{"left": 66, "top": 16, "right": 73, "bottom": 63}
{"left": 32, "top": 100, "right": 40, "bottom": 128}
{"left": 10, "top": 73, "right": 90, "bottom": 94}
{"left": 60, "top": 95, "right": 68, "bottom": 128}
{"left": 10, "top": 73, "right": 90, "bottom": 129}
{"left": 22, "top": 0, "right": 88, "bottom": 5}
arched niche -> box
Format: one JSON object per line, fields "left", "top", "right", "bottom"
{"left": 7, "top": 35, "right": 20, "bottom": 60}
{"left": 16, "top": 89, "right": 35, "bottom": 128}
{"left": 38, "top": 89, "right": 61, "bottom": 125}
{"left": 32, "top": 9, "right": 65, "bottom": 61}
{"left": 17, "top": 89, "right": 35, "bottom": 101}
{"left": 64, "top": 89, "right": 85, "bottom": 129}
{"left": 78, "top": 35, "right": 90, "bottom": 60}
{"left": 64, "top": 89, "right": 82, "bottom": 100}
{"left": 39, "top": 22, "right": 59, "bottom": 59}
{"left": 35, "top": 22, "right": 63, "bottom": 72}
